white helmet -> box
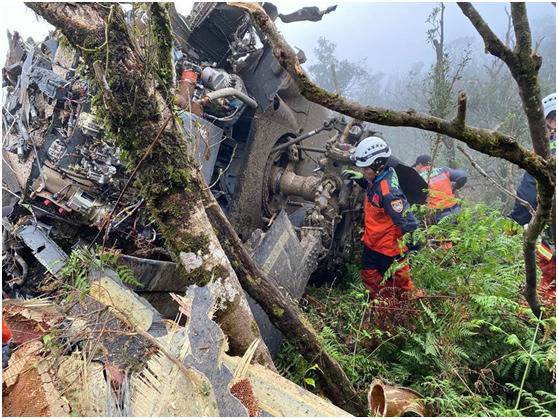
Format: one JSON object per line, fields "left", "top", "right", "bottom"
{"left": 542, "top": 93, "right": 556, "bottom": 118}
{"left": 351, "top": 136, "right": 391, "bottom": 169}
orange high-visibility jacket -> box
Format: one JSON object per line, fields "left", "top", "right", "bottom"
{"left": 416, "top": 165, "right": 466, "bottom": 210}
{"left": 362, "top": 168, "right": 418, "bottom": 257}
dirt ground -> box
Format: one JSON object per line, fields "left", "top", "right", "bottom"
{"left": 2, "top": 367, "right": 52, "bottom": 417}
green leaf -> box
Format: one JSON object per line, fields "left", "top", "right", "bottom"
{"left": 304, "top": 377, "right": 316, "bottom": 388}
{"left": 505, "top": 334, "right": 522, "bottom": 347}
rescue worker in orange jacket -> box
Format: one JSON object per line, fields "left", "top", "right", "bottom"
{"left": 510, "top": 92, "right": 556, "bottom": 305}
{"left": 413, "top": 155, "right": 467, "bottom": 223}
{"left": 343, "top": 137, "right": 419, "bottom": 298}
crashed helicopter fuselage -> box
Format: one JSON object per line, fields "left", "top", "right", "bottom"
{"left": 2, "top": 3, "right": 426, "bottom": 355}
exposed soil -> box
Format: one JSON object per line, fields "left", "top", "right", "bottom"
{"left": 2, "top": 366, "right": 51, "bottom": 417}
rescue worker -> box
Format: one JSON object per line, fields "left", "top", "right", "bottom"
{"left": 413, "top": 155, "right": 468, "bottom": 223}
{"left": 510, "top": 92, "right": 556, "bottom": 304}
{"left": 343, "top": 137, "right": 419, "bottom": 298}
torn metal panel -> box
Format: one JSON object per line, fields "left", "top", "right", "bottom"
{"left": 239, "top": 44, "right": 290, "bottom": 109}
{"left": 245, "top": 210, "right": 323, "bottom": 356}
{"left": 118, "top": 254, "right": 184, "bottom": 291}
{"left": 179, "top": 111, "right": 224, "bottom": 184}
{"left": 13, "top": 220, "right": 68, "bottom": 276}
{"left": 183, "top": 285, "right": 249, "bottom": 416}
{"left": 18, "top": 45, "right": 34, "bottom": 127}
{"left": 29, "top": 65, "right": 67, "bottom": 98}
{"left": 250, "top": 210, "right": 308, "bottom": 297}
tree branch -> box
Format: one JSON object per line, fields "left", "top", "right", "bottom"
{"left": 459, "top": 2, "right": 555, "bottom": 316}
{"left": 459, "top": 2, "right": 548, "bottom": 159}
{"left": 453, "top": 91, "right": 467, "bottom": 129}
{"left": 457, "top": 2, "right": 515, "bottom": 64}
{"left": 511, "top": 2, "right": 532, "bottom": 59}
{"left": 456, "top": 144, "right": 535, "bottom": 216}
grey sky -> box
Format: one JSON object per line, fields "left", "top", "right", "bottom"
{"left": 1, "top": 2, "right": 555, "bottom": 78}
{"left": 275, "top": 2, "right": 556, "bottom": 75}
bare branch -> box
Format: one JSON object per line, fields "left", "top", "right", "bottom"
{"left": 511, "top": 2, "right": 532, "bottom": 58}
{"left": 457, "top": 144, "right": 535, "bottom": 216}
{"left": 453, "top": 91, "right": 467, "bottom": 129}
{"left": 459, "top": 2, "right": 548, "bottom": 159}
{"left": 504, "top": 7, "right": 515, "bottom": 48}
{"left": 449, "top": 49, "right": 471, "bottom": 91}
{"left": 457, "top": 3, "right": 515, "bottom": 64}
{"left": 523, "top": 180, "right": 554, "bottom": 319}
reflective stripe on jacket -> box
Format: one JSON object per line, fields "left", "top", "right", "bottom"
{"left": 416, "top": 165, "right": 458, "bottom": 210}
{"left": 537, "top": 242, "right": 554, "bottom": 261}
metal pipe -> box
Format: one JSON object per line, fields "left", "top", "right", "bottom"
{"left": 276, "top": 170, "right": 320, "bottom": 201}
{"left": 298, "top": 146, "right": 326, "bottom": 153}
{"left": 204, "top": 88, "right": 258, "bottom": 109}
{"left": 368, "top": 379, "right": 427, "bottom": 417}
{"left": 271, "top": 126, "right": 327, "bottom": 154}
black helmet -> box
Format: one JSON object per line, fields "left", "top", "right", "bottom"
{"left": 414, "top": 154, "right": 432, "bottom": 167}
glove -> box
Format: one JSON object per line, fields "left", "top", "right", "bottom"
{"left": 342, "top": 169, "right": 363, "bottom": 180}
{"left": 406, "top": 232, "right": 422, "bottom": 253}
{"left": 407, "top": 241, "right": 422, "bottom": 252}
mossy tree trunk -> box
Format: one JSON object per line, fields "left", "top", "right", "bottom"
{"left": 26, "top": 2, "right": 274, "bottom": 368}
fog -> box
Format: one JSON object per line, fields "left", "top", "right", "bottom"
{"left": 275, "top": 1, "right": 555, "bottom": 75}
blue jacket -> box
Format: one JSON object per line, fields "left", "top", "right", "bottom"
{"left": 356, "top": 167, "right": 418, "bottom": 235}
{"left": 510, "top": 135, "right": 556, "bottom": 226}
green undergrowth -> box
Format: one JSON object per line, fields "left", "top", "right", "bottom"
{"left": 277, "top": 204, "right": 556, "bottom": 416}
{"left": 61, "top": 246, "right": 142, "bottom": 294}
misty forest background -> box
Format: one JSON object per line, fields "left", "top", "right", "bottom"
{"left": 301, "top": 4, "right": 556, "bottom": 210}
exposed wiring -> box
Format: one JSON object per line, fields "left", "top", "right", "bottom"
{"left": 204, "top": 143, "right": 238, "bottom": 190}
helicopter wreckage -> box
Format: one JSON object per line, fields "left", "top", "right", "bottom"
{"left": 2, "top": 3, "right": 426, "bottom": 358}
